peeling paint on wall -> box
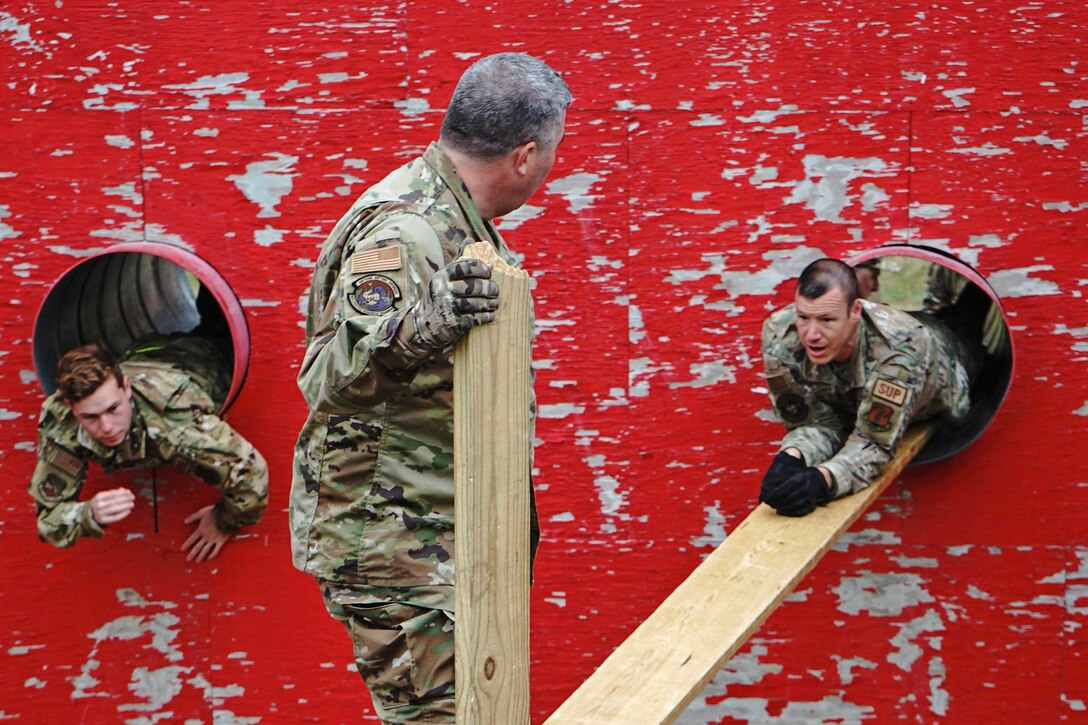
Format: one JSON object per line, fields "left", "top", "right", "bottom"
{"left": 1, "top": 1, "right": 1086, "bottom": 722}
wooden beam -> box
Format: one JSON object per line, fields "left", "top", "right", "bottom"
{"left": 454, "top": 241, "right": 533, "bottom": 725}
{"left": 544, "top": 424, "right": 935, "bottom": 725}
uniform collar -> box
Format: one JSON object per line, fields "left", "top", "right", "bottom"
{"left": 422, "top": 143, "right": 504, "bottom": 252}
{"left": 842, "top": 319, "right": 870, "bottom": 386}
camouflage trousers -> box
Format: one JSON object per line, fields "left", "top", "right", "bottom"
{"left": 320, "top": 580, "right": 455, "bottom": 724}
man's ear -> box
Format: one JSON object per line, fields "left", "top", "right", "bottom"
{"left": 512, "top": 140, "right": 537, "bottom": 176}
{"left": 121, "top": 375, "right": 133, "bottom": 398}
{"left": 849, "top": 297, "right": 863, "bottom": 321}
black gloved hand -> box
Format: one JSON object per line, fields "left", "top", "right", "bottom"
{"left": 761, "top": 466, "right": 832, "bottom": 517}
{"left": 759, "top": 451, "right": 806, "bottom": 504}
{"left": 411, "top": 258, "right": 500, "bottom": 350}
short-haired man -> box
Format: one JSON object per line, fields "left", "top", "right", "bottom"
{"left": 759, "top": 258, "right": 973, "bottom": 517}
{"left": 29, "top": 336, "right": 268, "bottom": 561}
{"left": 290, "top": 53, "right": 571, "bottom": 722}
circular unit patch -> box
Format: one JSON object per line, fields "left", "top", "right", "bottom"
{"left": 349, "top": 274, "right": 402, "bottom": 316}
{"left": 776, "top": 392, "right": 810, "bottom": 424}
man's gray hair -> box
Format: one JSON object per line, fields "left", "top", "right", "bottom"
{"left": 441, "top": 53, "right": 572, "bottom": 158}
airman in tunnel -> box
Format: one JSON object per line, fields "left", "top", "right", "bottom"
{"left": 757, "top": 258, "right": 979, "bottom": 517}
{"left": 28, "top": 334, "right": 268, "bottom": 561}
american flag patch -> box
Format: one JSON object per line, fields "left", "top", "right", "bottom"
{"left": 351, "top": 246, "right": 401, "bottom": 275}
{"left": 47, "top": 445, "right": 84, "bottom": 477}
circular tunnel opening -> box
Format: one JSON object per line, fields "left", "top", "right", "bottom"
{"left": 847, "top": 243, "right": 1015, "bottom": 464}
{"left": 33, "top": 242, "right": 250, "bottom": 414}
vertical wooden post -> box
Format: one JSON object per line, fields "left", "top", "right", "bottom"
{"left": 454, "top": 241, "right": 532, "bottom": 725}
{"left": 544, "top": 425, "right": 935, "bottom": 725}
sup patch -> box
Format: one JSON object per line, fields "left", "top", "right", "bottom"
{"left": 872, "top": 377, "right": 908, "bottom": 406}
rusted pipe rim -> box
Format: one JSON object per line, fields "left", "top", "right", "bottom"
{"left": 33, "top": 242, "right": 250, "bottom": 414}
{"left": 847, "top": 243, "right": 1014, "bottom": 464}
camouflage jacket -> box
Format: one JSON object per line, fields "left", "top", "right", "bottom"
{"left": 30, "top": 360, "right": 268, "bottom": 548}
{"left": 762, "top": 300, "right": 971, "bottom": 497}
{"left": 290, "top": 143, "right": 535, "bottom": 593}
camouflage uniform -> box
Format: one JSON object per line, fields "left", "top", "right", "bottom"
{"left": 290, "top": 143, "right": 535, "bottom": 723}
{"left": 762, "top": 300, "right": 972, "bottom": 497}
{"left": 29, "top": 335, "right": 268, "bottom": 547}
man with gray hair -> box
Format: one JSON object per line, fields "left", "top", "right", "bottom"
{"left": 290, "top": 52, "right": 570, "bottom": 723}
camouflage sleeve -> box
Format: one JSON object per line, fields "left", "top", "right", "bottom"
{"left": 164, "top": 407, "right": 269, "bottom": 534}
{"left": 297, "top": 213, "right": 446, "bottom": 415}
{"left": 28, "top": 440, "right": 103, "bottom": 547}
{"left": 762, "top": 319, "right": 848, "bottom": 466}
{"left": 820, "top": 354, "right": 924, "bottom": 497}
{"left": 774, "top": 390, "right": 848, "bottom": 466}
{"left": 922, "top": 262, "right": 967, "bottom": 313}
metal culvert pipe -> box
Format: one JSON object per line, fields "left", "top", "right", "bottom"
{"left": 33, "top": 242, "right": 250, "bottom": 414}
{"left": 848, "top": 243, "right": 1015, "bottom": 464}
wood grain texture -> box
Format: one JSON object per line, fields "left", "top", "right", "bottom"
{"left": 454, "top": 241, "right": 532, "bottom": 725}
{"left": 545, "top": 425, "right": 935, "bottom": 725}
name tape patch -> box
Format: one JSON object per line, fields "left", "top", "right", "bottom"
{"left": 872, "top": 378, "right": 908, "bottom": 406}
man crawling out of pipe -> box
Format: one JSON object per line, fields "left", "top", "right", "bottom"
{"left": 758, "top": 258, "right": 982, "bottom": 517}
{"left": 27, "top": 335, "right": 267, "bottom": 561}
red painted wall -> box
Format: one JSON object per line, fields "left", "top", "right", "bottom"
{"left": 1, "top": 1, "right": 1086, "bottom": 722}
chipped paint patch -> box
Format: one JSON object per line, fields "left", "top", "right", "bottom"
{"left": 118, "top": 665, "right": 190, "bottom": 712}
{"left": 942, "top": 87, "right": 975, "bottom": 107}
{"left": 105, "top": 135, "right": 136, "bottom": 149}
{"left": 163, "top": 72, "right": 260, "bottom": 109}
{"left": 834, "top": 571, "right": 935, "bottom": 617}
{"left": 1042, "top": 201, "right": 1088, "bottom": 213}
{"left": 545, "top": 172, "right": 601, "bottom": 214}
{"left": 538, "top": 403, "right": 586, "bottom": 419}
{"left": 888, "top": 609, "right": 945, "bottom": 671}
{"left": 47, "top": 246, "right": 108, "bottom": 256}
{"left": 670, "top": 360, "right": 737, "bottom": 389}
{"left": 989, "top": 266, "right": 1060, "bottom": 297}
{"left": 834, "top": 655, "right": 878, "bottom": 685}
{"left": 496, "top": 204, "right": 544, "bottom": 230}
{"left": 395, "top": 97, "right": 430, "bottom": 116}
{"left": 0, "top": 205, "right": 20, "bottom": 241}
{"left": 0, "top": 11, "right": 46, "bottom": 54}
{"left": 254, "top": 225, "right": 285, "bottom": 247}
{"left": 784, "top": 155, "right": 891, "bottom": 223}
{"left": 664, "top": 246, "right": 825, "bottom": 297}
{"left": 690, "top": 503, "right": 727, "bottom": 548}
{"left": 928, "top": 656, "right": 950, "bottom": 714}
{"left": 834, "top": 528, "right": 902, "bottom": 551}
{"left": 227, "top": 153, "right": 297, "bottom": 218}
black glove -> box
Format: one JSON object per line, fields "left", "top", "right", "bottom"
{"left": 759, "top": 451, "right": 805, "bottom": 504}
{"left": 411, "top": 258, "right": 500, "bottom": 350}
{"left": 761, "top": 466, "right": 832, "bottom": 517}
